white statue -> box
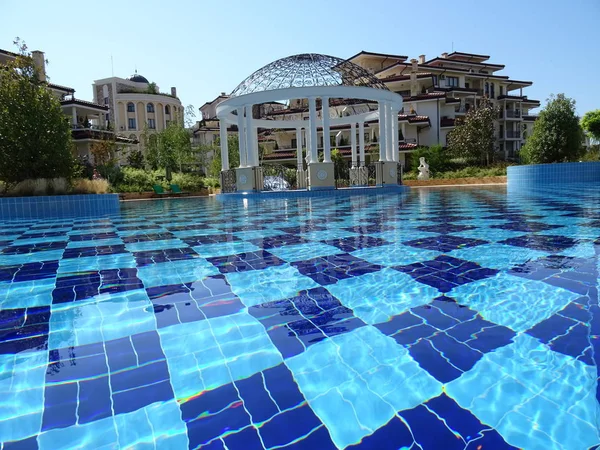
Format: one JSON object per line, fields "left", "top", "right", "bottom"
{"left": 417, "top": 157, "right": 430, "bottom": 180}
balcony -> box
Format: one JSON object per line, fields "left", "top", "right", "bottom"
{"left": 440, "top": 118, "right": 455, "bottom": 127}
{"left": 71, "top": 126, "right": 115, "bottom": 141}
{"left": 506, "top": 130, "right": 522, "bottom": 139}
{"left": 499, "top": 110, "right": 522, "bottom": 119}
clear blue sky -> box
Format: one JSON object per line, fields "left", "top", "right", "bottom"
{"left": 2, "top": 0, "right": 599, "bottom": 117}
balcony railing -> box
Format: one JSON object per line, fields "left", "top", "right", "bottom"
{"left": 506, "top": 130, "right": 522, "bottom": 139}
{"left": 71, "top": 127, "right": 115, "bottom": 141}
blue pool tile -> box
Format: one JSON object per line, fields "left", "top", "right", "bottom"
{"left": 1, "top": 437, "right": 40, "bottom": 449}
{"left": 291, "top": 253, "right": 382, "bottom": 286}
{"left": 207, "top": 250, "right": 285, "bottom": 274}
{"left": 133, "top": 247, "right": 200, "bottom": 266}
{"left": 0, "top": 306, "right": 50, "bottom": 355}
{"left": 345, "top": 415, "right": 414, "bottom": 449}
{"left": 267, "top": 241, "right": 342, "bottom": 263}
{"left": 136, "top": 257, "right": 220, "bottom": 288}
{"left": 402, "top": 235, "right": 488, "bottom": 253}
{"left": 323, "top": 235, "right": 390, "bottom": 253}
{"left": 499, "top": 233, "right": 577, "bottom": 252}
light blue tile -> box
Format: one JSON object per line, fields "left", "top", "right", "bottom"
{"left": 159, "top": 312, "right": 282, "bottom": 399}
{"left": 0, "top": 278, "right": 55, "bottom": 309}
{"left": 450, "top": 243, "right": 548, "bottom": 270}
{"left": 450, "top": 273, "right": 579, "bottom": 332}
{"left": 191, "top": 241, "right": 262, "bottom": 258}
{"left": 124, "top": 239, "right": 188, "bottom": 253}
{"left": 0, "top": 351, "right": 48, "bottom": 442}
{"left": 286, "top": 326, "right": 442, "bottom": 449}
{"left": 326, "top": 269, "right": 438, "bottom": 324}
{"left": 300, "top": 229, "right": 360, "bottom": 241}
{"left": 0, "top": 250, "right": 64, "bottom": 266}
{"left": 232, "top": 229, "right": 287, "bottom": 240}
{"left": 267, "top": 242, "right": 341, "bottom": 263}
{"left": 57, "top": 254, "right": 136, "bottom": 273}
{"left": 225, "top": 264, "right": 319, "bottom": 307}
{"left": 137, "top": 258, "right": 219, "bottom": 288}
{"left": 66, "top": 238, "right": 124, "bottom": 249}
{"left": 37, "top": 414, "right": 118, "bottom": 450}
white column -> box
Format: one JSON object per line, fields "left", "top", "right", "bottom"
{"left": 244, "top": 105, "right": 255, "bottom": 167}
{"left": 391, "top": 106, "right": 399, "bottom": 162}
{"left": 71, "top": 106, "right": 77, "bottom": 126}
{"left": 322, "top": 96, "right": 331, "bottom": 163}
{"left": 386, "top": 102, "right": 394, "bottom": 162}
{"left": 251, "top": 124, "right": 259, "bottom": 166}
{"left": 308, "top": 97, "right": 318, "bottom": 163}
{"left": 350, "top": 123, "right": 357, "bottom": 168}
{"left": 378, "top": 102, "right": 387, "bottom": 162}
{"left": 296, "top": 127, "right": 303, "bottom": 169}
{"left": 219, "top": 117, "right": 229, "bottom": 171}
{"left": 144, "top": 103, "right": 148, "bottom": 129}
{"left": 236, "top": 108, "right": 247, "bottom": 168}
{"left": 358, "top": 121, "right": 365, "bottom": 167}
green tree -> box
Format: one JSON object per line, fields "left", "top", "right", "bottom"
{"left": 447, "top": 98, "right": 497, "bottom": 166}
{"left": 520, "top": 94, "right": 584, "bottom": 164}
{"left": 209, "top": 134, "right": 240, "bottom": 177}
{"left": 127, "top": 148, "right": 145, "bottom": 168}
{"left": 0, "top": 38, "right": 74, "bottom": 186}
{"left": 144, "top": 122, "right": 193, "bottom": 172}
{"left": 581, "top": 109, "right": 600, "bottom": 142}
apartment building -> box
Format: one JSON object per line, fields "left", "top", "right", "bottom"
{"left": 0, "top": 47, "right": 136, "bottom": 162}
{"left": 92, "top": 73, "right": 183, "bottom": 144}
{"left": 193, "top": 50, "right": 539, "bottom": 167}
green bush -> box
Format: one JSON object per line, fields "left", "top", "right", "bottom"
{"left": 409, "top": 145, "right": 452, "bottom": 175}
{"left": 112, "top": 167, "right": 208, "bottom": 193}
{"left": 403, "top": 165, "right": 508, "bottom": 180}
{"left": 203, "top": 177, "right": 220, "bottom": 188}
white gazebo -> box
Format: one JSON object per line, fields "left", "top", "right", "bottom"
{"left": 216, "top": 53, "right": 403, "bottom": 192}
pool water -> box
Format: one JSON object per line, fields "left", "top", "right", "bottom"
{"left": 0, "top": 185, "right": 599, "bottom": 450}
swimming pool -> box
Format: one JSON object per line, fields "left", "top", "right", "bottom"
{"left": 1, "top": 185, "right": 598, "bottom": 449}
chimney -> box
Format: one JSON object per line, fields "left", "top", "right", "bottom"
{"left": 220, "top": 92, "right": 226, "bottom": 96}
{"left": 409, "top": 59, "right": 418, "bottom": 96}
{"left": 171, "top": 87, "right": 177, "bottom": 97}
{"left": 441, "top": 52, "right": 448, "bottom": 59}
{"left": 410, "top": 58, "right": 418, "bottom": 72}
{"left": 418, "top": 55, "right": 426, "bottom": 64}
{"left": 31, "top": 50, "right": 46, "bottom": 82}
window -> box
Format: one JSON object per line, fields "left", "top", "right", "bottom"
{"left": 128, "top": 118, "right": 136, "bottom": 130}
{"left": 147, "top": 103, "right": 155, "bottom": 113}
{"left": 490, "top": 83, "right": 495, "bottom": 99}
{"left": 127, "top": 102, "right": 135, "bottom": 112}
{"left": 500, "top": 86, "right": 504, "bottom": 96}
{"left": 104, "top": 97, "right": 109, "bottom": 105}
{"left": 364, "top": 133, "right": 370, "bottom": 143}
{"left": 105, "top": 113, "right": 109, "bottom": 121}
{"left": 447, "top": 76, "right": 459, "bottom": 87}
{"left": 148, "top": 119, "right": 156, "bottom": 129}
{"left": 465, "top": 82, "right": 470, "bottom": 89}
{"left": 291, "top": 138, "right": 297, "bottom": 148}
{"left": 485, "top": 82, "right": 489, "bottom": 96}
{"left": 432, "top": 75, "right": 438, "bottom": 86}
{"left": 165, "top": 105, "right": 170, "bottom": 115}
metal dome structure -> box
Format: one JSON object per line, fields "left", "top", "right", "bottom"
{"left": 230, "top": 53, "right": 389, "bottom": 97}
{"left": 216, "top": 52, "right": 403, "bottom": 193}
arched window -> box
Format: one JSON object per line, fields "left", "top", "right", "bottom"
{"left": 147, "top": 103, "right": 155, "bottom": 113}
{"left": 127, "top": 102, "right": 135, "bottom": 112}
{"left": 165, "top": 105, "right": 170, "bottom": 115}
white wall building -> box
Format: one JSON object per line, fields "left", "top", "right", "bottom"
{"left": 92, "top": 73, "right": 183, "bottom": 144}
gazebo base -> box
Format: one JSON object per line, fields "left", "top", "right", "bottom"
{"left": 374, "top": 161, "right": 399, "bottom": 186}
{"left": 308, "top": 162, "right": 335, "bottom": 190}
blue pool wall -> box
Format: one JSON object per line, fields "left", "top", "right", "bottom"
{"left": 0, "top": 194, "right": 121, "bottom": 220}
{"left": 216, "top": 185, "right": 410, "bottom": 201}
{"left": 507, "top": 162, "right": 600, "bottom": 189}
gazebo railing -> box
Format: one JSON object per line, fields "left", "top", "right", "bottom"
{"left": 220, "top": 169, "right": 237, "bottom": 193}
{"left": 262, "top": 164, "right": 298, "bottom": 191}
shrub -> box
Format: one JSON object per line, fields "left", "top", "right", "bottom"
{"left": 72, "top": 179, "right": 109, "bottom": 194}
{"left": 203, "top": 177, "right": 220, "bottom": 188}
{"left": 49, "top": 178, "right": 67, "bottom": 194}
{"left": 170, "top": 172, "right": 205, "bottom": 191}
{"left": 409, "top": 145, "right": 452, "bottom": 175}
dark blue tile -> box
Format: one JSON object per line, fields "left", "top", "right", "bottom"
{"left": 402, "top": 235, "right": 487, "bottom": 253}
{"left": 429, "top": 333, "right": 482, "bottom": 372}
{"left": 41, "top": 382, "right": 78, "bottom": 431}
{"left": 291, "top": 254, "right": 381, "bottom": 286}
{"left": 277, "top": 425, "right": 337, "bottom": 449}
{"left": 323, "top": 236, "right": 389, "bottom": 253}
{"left": 235, "top": 372, "right": 278, "bottom": 423}
{"left": 446, "top": 316, "right": 494, "bottom": 343}
{"left": 63, "top": 245, "right": 127, "bottom": 259}
{"left": 130, "top": 331, "right": 166, "bottom": 365}
{"left": 374, "top": 312, "right": 424, "bottom": 336}
{"left": 110, "top": 360, "right": 170, "bottom": 393}
{"left": 400, "top": 404, "right": 465, "bottom": 450}
{"left": 499, "top": 234, "right": 577, "bottom": 252}
{"left": 549, "top": 323, "right": 592, "bottom": 363}
{"left": 491, "top": 221, "right": 562, "bottom": 232}
{"left": 464, "top": 429, "right": 519, "bottom": 449}
{"left": 466, "top": 325, "right": 516, "bottom": 354}
{"left": 425, "top": 394, "right": 485, "bottom": 442}
{"left": 1, "top": 241, "right": 67, "bottom": 254}
{"left": 249, "top": 234, "right": 310, "bottom": 249}
{"left": 259, "top": 404, "right": 322, "bottom": 449}
{"left": 416, "top": 223, "right": 477, "bottom": 234}
{"left": 112, "top": 379, "right": 174, "bottom": 415}
{"left": 207, "top": 251, "right": 285, "bottom": 274}
{"left": 346, "top": 415, "right": 414, "bottom": 449}
{"left": 182, "top": 234, "right": 240, "bottom": 246}
{"left": 411, "top": 304, "right": 459, "bottom": 330}
{"left": 224, "top": 426, "right": 264, "bottom": 450}
{"left": 105, "top": 337, "right": 137, "bottom": 371}
{"left": 0, "top": 261, "right": 59, "bottom": 282}
{"left": 527, "top": 314, "right": 577, "bottom": 343}
{"left": 77, "top": 376, "right": 113, "bottom": 424}
{"left": 389, "top": 323, "right": 437, "bottom": 346}
{"left": 133, "top": 247, "right": 199, "bottom": 266}
{"left": 263, "top": 364, "right": 306, "bottom": 410}
{"left": 1, "top": 436, "right": 40, "bottom": 450}
{"left": 408, "top": 339, "right": 463, "bottom": 383}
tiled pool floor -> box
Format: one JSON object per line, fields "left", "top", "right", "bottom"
{"left": 0, "top": 185, "right": 599, "bottom": 449}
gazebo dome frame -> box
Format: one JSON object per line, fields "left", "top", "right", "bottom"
{"left": 216, "top": 53, "right": 403, "bottom": 188}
